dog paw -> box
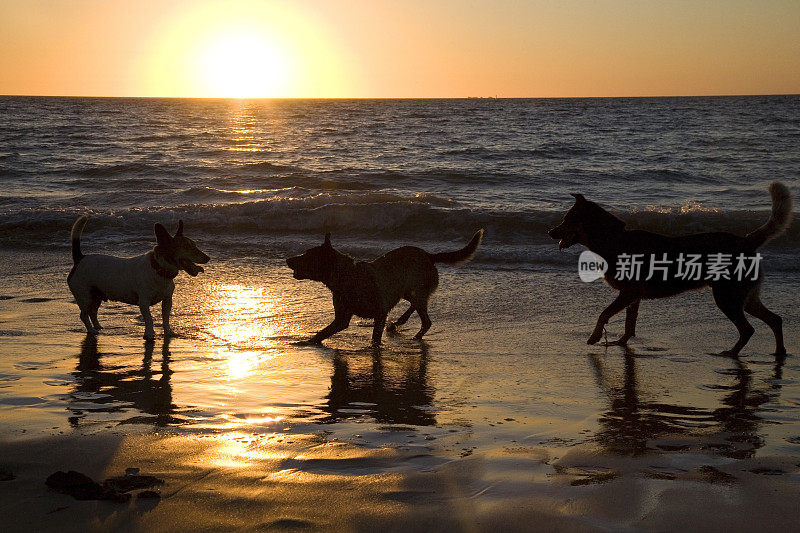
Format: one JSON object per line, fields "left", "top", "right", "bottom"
{"left": 587, "top": 333, "right": 602, "bottom": 345}
{"left": 602, "top": 337, "right": 629, "bottom": 347}
{"left": 295, "top": 338, "right": 323, "bottom": 346}
{"left": 164, "top": 329, "right": 178, "bottom": 338}
{"left": 386, "top": 323, "right": 398, "bottom": 333}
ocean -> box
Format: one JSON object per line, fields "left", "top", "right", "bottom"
{"left": 1, "top": 97, "right": 800, "bottom": 529}
{"left": 2, "top": 96, "right": 798, "bottom": 267}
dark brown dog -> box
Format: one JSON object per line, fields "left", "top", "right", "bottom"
{"left": 548, "top": 182, "right": 791, "bottom": 355}
{"left": 287, "top": 230, "right": 483, "bottom": 345}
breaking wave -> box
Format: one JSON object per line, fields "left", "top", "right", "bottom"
{"left": 1, "top": 192, "right": 796, "bottom": 269}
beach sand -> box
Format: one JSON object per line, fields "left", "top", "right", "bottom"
{"left": 2, "top": 248, "right": 799, "bottom": 531}
{"left": 4, "top": 429, "right": 800, "bottom": 532}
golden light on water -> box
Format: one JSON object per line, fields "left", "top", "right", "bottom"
{"left": 206, "top": 283, "right": 283, "bottom": 380}
{"left": 209, "top": 284, "right": 277, "bottom": 343}
{"left": 210, "top": 431, "right": 286, "bottom": 468}
{"left": 228, "top": 103, "right": 269, "bottom": 152}
{"left": 218, "top": 414, "right": 285, "bottom": 431}
{"left": 225, "top": 349, "right": 263, "bottom": 380}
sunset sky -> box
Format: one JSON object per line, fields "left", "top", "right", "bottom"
{"left": 1, "top": 0, "right": 799, "bottom": 98}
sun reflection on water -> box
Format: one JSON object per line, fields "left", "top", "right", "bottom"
{"left": 204, "top": 282, "right": 285, "bottom": 380}
{"left": 218, "top": 413, "right": 285, "bottom": 430}
{"left": 210, "top": 431, "right": 286, "bottom": 469}
{"left": 207, "top": 283, "right": 278, "bottom": 345}
{"left": 224, "top": 349, "right": 263, "bottom": 380}
{"left": 227, "top": 103, "right": 276, "bottom": 153}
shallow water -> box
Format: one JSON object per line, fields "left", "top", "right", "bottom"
{"left": 2, "top": 249, "right": 798, "bottom": 468}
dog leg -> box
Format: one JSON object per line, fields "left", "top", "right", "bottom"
{"left": 588, "top": 291, "right": 639, "bottom": 345}
{"left": 162, "top": 294, "right": 176, "bottom": 337}
{"left": 604, "top": 299, "right": 640, "bottom": 346}
{"left": 413, "top": 303, "right": 432, "bottom": 340}
{"left": 372, "top": 313, "right": 388, "bottom": 346}
{"left": 88, "top": 296, "right": 103, "bottom": 331}
{"left": 75, "top": 296, "right": 99, "bottom": 335}
{"left": 139, "top": 298, "right": 156, "bottom": 341}
{"left": 745, "top": 294, "right": 786, "bottom": 355}
{"left": 387, "top": 305, "right": 415, "bottom": 333}
{"left": 310, "top": 312, "right": 352, "bottom": 344}
{"left": 712, "top": 285, "right": 754, "bottom": 356}
{"left": 80, "top": 310, "right": 98, "bottom": 335}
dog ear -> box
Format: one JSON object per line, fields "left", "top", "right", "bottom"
{"left": 570, "top": 193, "right": 586, "bottom": 203}
{"left": 154, "top": 223, "right": 173, "bottom": 248}
{"left": 324, "top": 232, "right": 331, "bottom": 247}
{"left": 175, "top": 219, "right": 184, "bottom": 237}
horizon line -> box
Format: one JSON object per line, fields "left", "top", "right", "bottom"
{"left": 2, "top": 93, "right": 799, "bottom": 100}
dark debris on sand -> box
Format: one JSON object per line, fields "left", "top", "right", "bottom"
{"left": 45, "top": 471, "right": 130, "bottom": 502}
{"left": 45, "top": 469, "right": 164, "bottom": 503}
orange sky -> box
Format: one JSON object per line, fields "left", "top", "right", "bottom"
{"left": 1, "top": 0, "right": 799, "bottom": 98}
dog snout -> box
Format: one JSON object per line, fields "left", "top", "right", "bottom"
{"left": 286, "top": 256, "right": 298, "bottom": 270}
{"left": 548, "top": 226, "right": 563, "bottom": 239}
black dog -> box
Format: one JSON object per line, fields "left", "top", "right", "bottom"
{"left": 287, "top": 231, "right": 483, "bottom": 345}
{"left": 549, "top": 182, "right": 791, "bottom": 355}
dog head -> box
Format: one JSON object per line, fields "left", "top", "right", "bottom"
{"left": 154, "top": 220, "right": 210, "bottom": 277}
{"left": 286, "top": 233, "right": 337, "bottom": 282}
{"left": 548, "top": 193, "right": 626, "bottom": 250}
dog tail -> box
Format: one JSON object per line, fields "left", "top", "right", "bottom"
{"left": 429, "top": 229, "right": 484, "bottom": 266}
{"left": 71, "top": 215, "right": 88, "bottom": 264}
{"left": 746, "top": 182, "right": 793, "bottom": 249}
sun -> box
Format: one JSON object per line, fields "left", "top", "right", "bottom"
{"left": 143, "top": 1, "right": 351, "bottom": 98}
{"left": 196, "top": 28, "right": 292, "bottom": 98}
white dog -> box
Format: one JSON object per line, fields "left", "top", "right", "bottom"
{"left": 67, "top": 216, "right": 210, "bottom": 340}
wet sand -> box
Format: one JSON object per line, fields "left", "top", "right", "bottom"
{"left": 1, "top": 249, "right": 800, "bottom": 531}
{"left": 3, "top": 428, "right": 800, "bottom": 532}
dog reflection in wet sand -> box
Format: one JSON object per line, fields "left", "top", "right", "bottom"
{"left": 287, "top": 230, "right": 483, "bottom": 345}
{"left": 71, "top": 335, "right": 176, "bottom": 427}
{"left": 589, "top": 349, "right": 786, "bottom": 458}
{"left": 549, "top": 182, "right": 791, "bottom": 356}
{"left": 324, "top": 347, "right": 435, "bottom": 426}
